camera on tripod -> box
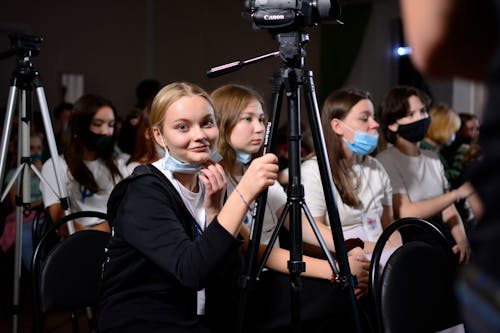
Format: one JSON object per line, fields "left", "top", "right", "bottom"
{"left": 0, "top": 33, "right": 43, "bottom": 61}
{"left": 244, "top": 0, "right": 341, "bottom": 30}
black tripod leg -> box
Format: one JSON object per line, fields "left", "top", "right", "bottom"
{"left": 300, "top": 202, "right": 338, "bottom": 273}
{"left": 283, "top": 68, "right": 306, "bottom": 333}
{"left": 236, "top": 72, "right": 284, "bottom": 333}
{"left": 303, "top": 70, "right": 362, "bottom": 333}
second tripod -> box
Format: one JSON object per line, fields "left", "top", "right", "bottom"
{"left": 0, "top": 33, "right": 72, "bottom": 333}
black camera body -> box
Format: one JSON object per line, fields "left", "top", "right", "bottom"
{"left": 0, "top": 33, "right": 42, "bottom": 61}
{"left": 9, "top": 34, "right": 43, "bottom": 56}
{"left": 244, "top": 0, "right": 341, "bottom": 30}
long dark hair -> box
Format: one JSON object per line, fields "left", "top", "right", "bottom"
{"left": 321, "top": 88, "right": 372, "bottom": 207}
{"left": 63, "top": 94, "right": 123, "bottom": 193}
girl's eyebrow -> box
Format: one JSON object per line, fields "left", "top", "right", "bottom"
{"left": 409, "top": 107, "right": 426, "bottom": 113}
{"left": 240, "top": 110, "right": 263, "bottom": 116}
{"left": 357, "top": 110, "right": 373, "bottom": 117}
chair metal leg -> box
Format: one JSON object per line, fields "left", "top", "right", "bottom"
{"left": 86, "top": 307, "right": 98, "bottom": 332}
{"left": 71, "top": 311, "right": 79, "bottom": 333}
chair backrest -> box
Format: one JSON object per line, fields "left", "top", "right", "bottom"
{"left": 31, "top": 211, "right": 109, "bottom": 328}
{"left": 369, "top": 217, "right": 461, "bottom": 333}
{"left": 244, "top": 270, "right": 368, "bottom": 333}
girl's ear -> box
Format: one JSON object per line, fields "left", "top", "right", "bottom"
{"left": 330, "top": 118, "right": 344, "bottom": 136}
{"left": 152, "top": 127, "right": 164, "bottom": 147}
{"left": 388, "top": 123, "right": 398, "bottom": 132}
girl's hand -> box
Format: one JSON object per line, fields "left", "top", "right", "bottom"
{"left": 237, "top": 153, "right": 279, "bottom": 202}
{"left": 454, "top": 182, "right": 475, "bottom": 202}
{"left": 200, "top": 161, "right": 226, "bottom": 216}
{"left": 348, "top": 255, "right": 370, "bottom": 299}
{"left": 452, "top": 240, "right": 471, "bottom": 264}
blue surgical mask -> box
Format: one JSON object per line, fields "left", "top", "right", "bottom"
{"left": 163, "top": 155, "right": 203, "bottom": 174}
{"left": 235, "top": 150, "right": 252, "bottom": 164}
{"left": 160, "top": 134, "right": 222, "bottom": 173}
{"left": 163, "top": 150, "right": 223, "bottom": 173}
{"left": 342, "top": 123, "right": 379, "bottom": 155}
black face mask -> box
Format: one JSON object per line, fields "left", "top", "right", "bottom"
{"left": 461, "top": 136, "right": 473, "bottom": 145}
{"left": 397, "top": 117, "right": 431, "bottom": 143}
{"left": 83, "top": 131, "right": 115, "bottom": 156}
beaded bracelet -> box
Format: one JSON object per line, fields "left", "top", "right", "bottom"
{"left": 234, "top": 186, "right": 252, "bottom": 212}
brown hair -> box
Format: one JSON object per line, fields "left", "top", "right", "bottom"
{"left": 379, "top": 86, "right": 431, "bottom": 144}
{"left": 211, "top": 84, "right": 265, "bottom": 181}
{"left": 127, "top": 107, "right": 160, "bottom": 165}
{"left": 321, "top": 88, "right": 373, "bottom": 207}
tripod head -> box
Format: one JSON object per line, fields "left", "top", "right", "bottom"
{"left": 0, "top": 33, "right": 42, "bottom": 61}
{"left": 205, "top": 30, "right": 309, "bottom": 78}
{"left": 274, "top": 30, "right": 309, "bottom": 69}
{"left": 208, "top": 0, "right": 343, "bottom": 78}
{"left": 0, "top": 34, "right": 44, "bottom": 88}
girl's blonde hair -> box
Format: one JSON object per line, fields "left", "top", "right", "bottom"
{"left": 150, "top": 82, "right": 214, "bottom": 133}
{"left": 427, "top": 104, "right": 460, "bottom": 145}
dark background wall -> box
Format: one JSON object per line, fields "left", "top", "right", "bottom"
{"left": 1, "top": 0, "right": 477, "bottom": 124}
{"left": 0, "top": 0, "right": 323, "bottom": 118}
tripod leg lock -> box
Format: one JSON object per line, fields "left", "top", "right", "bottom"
{"left": 287, "top": 260, "right": 306, "bottom": 274}
{"left": 336, "top": 274, "right": 358, "bottom": 290}
{"left": 238, "top": 274, "right": 251, "bottom": 289}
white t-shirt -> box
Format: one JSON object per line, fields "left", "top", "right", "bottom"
{"left": 40, "top": 156, "right": 129, "bottom": 226}
{"left": 376, "top": 145, "right": 448, "bottom": 202}
{"left": 301, "top": 155, "right": 392, "bottom": 233}
{"left": 126, "top": 161, "right": 141, "bottom": 175}
{"left": 152, "top": 158, "right": 207, "bottom": 315}
{"left": 226, "top": 175, "right": 287, "bottom": 246}
{"left": 152, "top": 159, "right": 206, "bottom": 232}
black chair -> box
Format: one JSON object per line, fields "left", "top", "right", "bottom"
{"left": 241, "top": 270, "right": 373, "bottom": 333}
{"left": 369, "top": 217, "right": 462, "bottom": 333}
{"left": 31, "top": 211, "right": 109, "bottom": 333}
